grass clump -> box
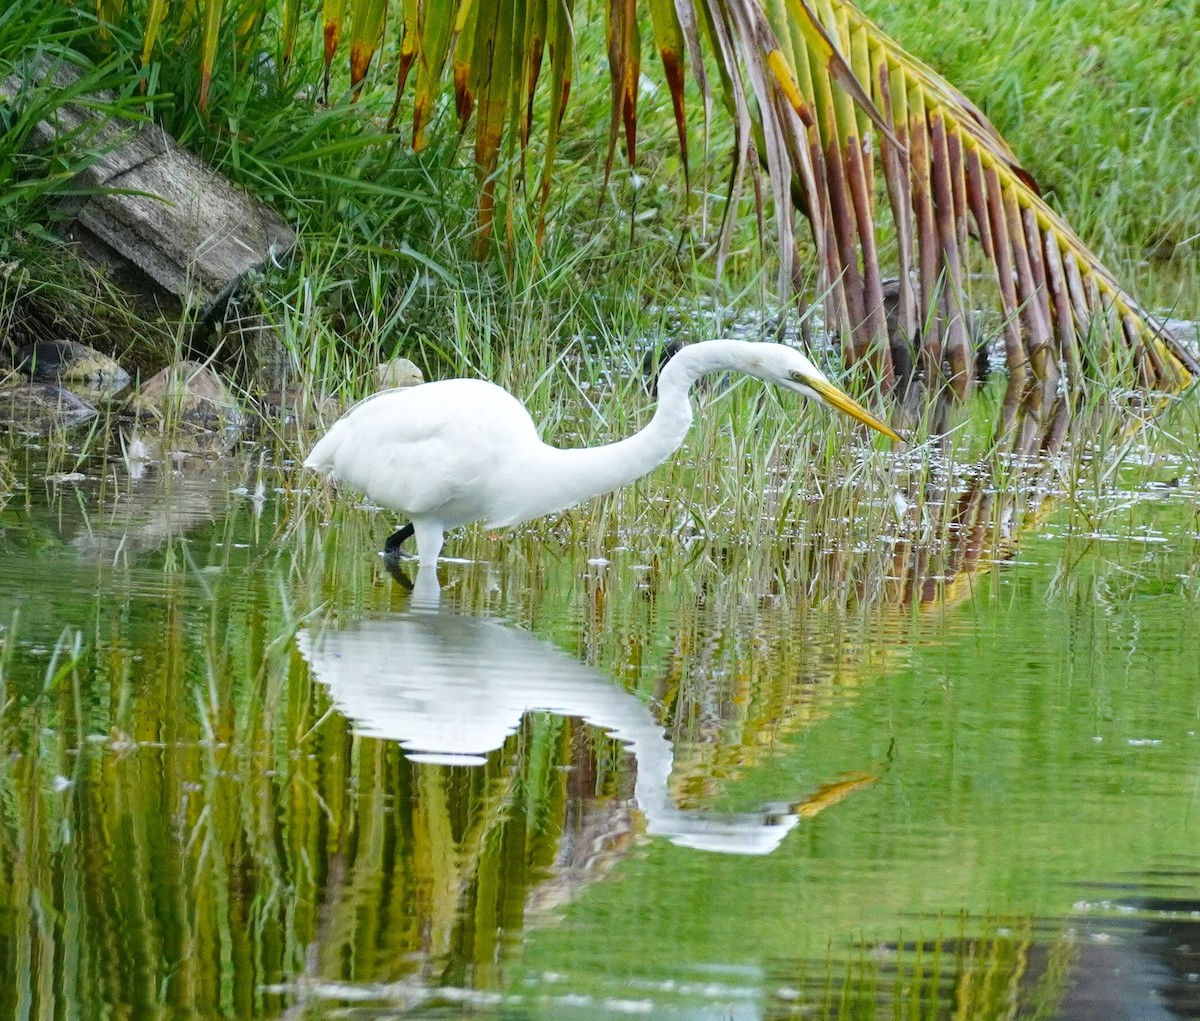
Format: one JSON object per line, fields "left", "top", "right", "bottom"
{"left": 0, "top": 450, "right": 13, "bottom": 511}
{"left": 0, "top": 4, "right": 188, "bottom": 372}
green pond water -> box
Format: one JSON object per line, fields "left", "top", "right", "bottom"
{"left": 1, "top": 389, "right": 1199, "bottom": 1020}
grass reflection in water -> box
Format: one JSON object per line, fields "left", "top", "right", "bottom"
{"left": 1, "top": 379, "right": 1199, "bottom": 1019}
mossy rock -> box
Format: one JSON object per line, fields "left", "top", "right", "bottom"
{"left": 0, "top": 383, "right": 99, "bottom": 434}
{"left": 16, "top": 340, "right": 131, "bottom": 398}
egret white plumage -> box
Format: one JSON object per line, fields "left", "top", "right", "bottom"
{"left": 304, "top": 339, "right": 902, "bottom": 567}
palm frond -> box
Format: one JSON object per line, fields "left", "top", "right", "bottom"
{"left": 114, "top": 0, "right": 1197, "bottom": 394}
{"left": 746, "top": 0, "right": 1196, "bottom": 393}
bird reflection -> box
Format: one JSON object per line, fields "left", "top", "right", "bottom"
{"left": 296, "top": 581, "right": 872, "bottom": 855}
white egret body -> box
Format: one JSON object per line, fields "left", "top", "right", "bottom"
{"left": 304, "top": 339, "right": 901, "bottom": 566}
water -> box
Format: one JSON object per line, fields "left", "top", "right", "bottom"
{"left": 1, "top": 390, "right": 1199, "bottom": 1020}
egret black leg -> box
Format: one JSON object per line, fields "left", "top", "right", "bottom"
{"left": 384, "top": 522, "right": 415, "bottom": 556}
{"left": 382, "top": 559, "right": 414, "bottom": 589}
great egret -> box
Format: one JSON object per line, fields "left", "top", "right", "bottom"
{"left": 304, "top": 339, "right": 902, "bottom": 566}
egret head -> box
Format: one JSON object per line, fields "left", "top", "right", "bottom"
{"left": 753, "top": 344, "right": 904, "bottom": 442}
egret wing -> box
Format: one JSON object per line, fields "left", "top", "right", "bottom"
{"left": 304, "top": 379, "right": 541, "bottom": 525}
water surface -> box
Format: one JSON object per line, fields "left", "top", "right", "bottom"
{"left": 1, "top": 390, "right": 1198, "bottom": 1020}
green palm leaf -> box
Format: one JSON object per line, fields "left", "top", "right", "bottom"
{"left": 101, "top": 0, "right": 1196, "bottom": 394}
{"left": 759, "top": 0, "right": 1195, "bottom": 393}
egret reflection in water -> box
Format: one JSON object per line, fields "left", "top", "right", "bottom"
{"left": 296, "top": 589, "right": 874, "bottom": 855}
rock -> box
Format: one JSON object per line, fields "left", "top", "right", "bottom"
{"left": 127, "top": 360, "right": 242, "bottom": 445}
{"left": 0, "top": 383, "right": 98, "bottom": 434}
{"left": 6, "top": 60, "right": 295, "bottom": 319}
{"left": 375, "top": 358, "right": 424, "bottom": 389}
{"left": 16, "top": 340, "right": 130, "bottom": 398}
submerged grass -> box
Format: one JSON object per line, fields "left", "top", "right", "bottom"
{"left": 0, "top": 451, "right": 13, "bottom": 513}
{"left": 2, "top": 349, "right": 1197, "bottom": 1020}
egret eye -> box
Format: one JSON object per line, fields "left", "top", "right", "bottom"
{"left": 789, "top": 370, "right": 807, "bottom": 384}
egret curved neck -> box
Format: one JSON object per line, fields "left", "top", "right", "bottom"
{"left": 529, "top": 341, "right": 762, "bottom": 514}
{"left": 551, "top": 394, "right": 692, "bottom": 495}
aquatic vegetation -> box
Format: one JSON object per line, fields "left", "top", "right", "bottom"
{"left": 2, "top": 375, "right": 1199, "bottom": 1018}
{"left": 2, "top": 1, "right": 1199, "bottom": 1015}
{"left": 0, "top": 452, "right": 13, "bottom": 513}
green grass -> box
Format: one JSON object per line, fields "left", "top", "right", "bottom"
{"left": 1, "top": 0, "right": 1195, "bottom": 568}
{"left": 3, "top": 0, "right": 1196, "bottom": 388}
{"left": 0, "top": 0, "right": 178, "bottom": 364}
